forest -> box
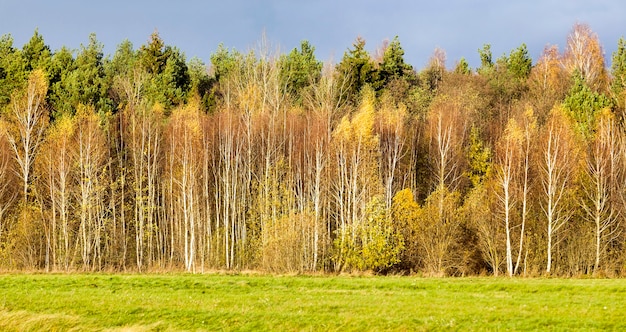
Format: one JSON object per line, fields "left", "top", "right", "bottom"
{"left": 0, "top": 23, "right": 625, "bottom": 276}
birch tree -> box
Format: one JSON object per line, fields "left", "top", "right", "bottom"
{"left": 37, "top": 116, "right": 75, "bottom": 270}
{"left": 0, "top": 121, "right": 17, "bottom": 248}
{"left": 377, "top": 94, "right": 407, "bottom": 210}
{"left": 331, "top": 87, "right": 381, "bottom": 271}
{"left": 514, "top": 108, "right": 537, "bottom": 275}
{"left": 583, "top": 109, "right": 621, "bottom": 273}
{"left": 6, "top": 69, "right": 48, "bottom": 203}
{"left": 73, "top": 106, "right": 107, "bottom": 270}
{"left": 495, "top": 119, "right": 521, "bottom": 276}
{"left": 166, "top": 105, "right": 202, "bottom": 272}
{"left": 125, "top": 102, "right": 162, "bottom": 271}
{"left": 540, "top": 107, "right": 578, "bottom": 274}
{"left": 562, "top": 23, "right": 607, "bottom": 92}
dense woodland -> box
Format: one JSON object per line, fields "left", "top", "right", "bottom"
{"left": 1, "top": 23, "right": 626, "bottom": 276}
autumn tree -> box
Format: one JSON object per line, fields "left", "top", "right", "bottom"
{"left": 211, "top": 110, "right": 247, "bottom": 269}
{"left": 427, "top": 94, "right": 466, "bottom": 192}
{"left": 302, "top": 63, "right": 347, "bottom": 270}
{"left": 166, "top": 105, "right": 202, "bottom": 272}
{"left": 125, "top": 102, "right": 163, "bottom": 271}
{"left": 562, "top": 23, "right": 608, "bottom": 92}
{"left": 391, "top": 188, "right": 420, "bottom": 269}
{"left": 353, "top": 195, "right": 404, "bottom": 272}
{"left": 463, "top": 176, "right": 499, "bottom": 276}
{"left": 540, "top": 107, "right": 578, "bottom": 274}
{"left": 0, "top": 121, "right": 17, "bottom": 247}
{"left": 6, "top": 69, "right": 49, "bottom": 202}
{"left": 582, "top": 109, "right": 621, "bottom": 273}
{"left": 36, "top": 115, "right": 75, "bottom": 270}
{"left": 73, "top": 105, "right": 107, "bottom": 270}
{"left": 416, "top": 187, "right": 463, "bottom": 275}
{"left": 377, "top": 93, "right": 408, "bottom": 209}
{"left": 528, "top": 45, "right": 569, "bottom": 121}
{"left": 331, "top": 87, "right": 382, "bottom": 271}
{"left": 495, "top": 119, "right": 522, "bottom": 276}
{"left": 3, "top": 69, "right": 49, "bottom": 268}
{"left": 464, "top": 127, "right": 497, "bottom": 275}
{"left": 466, "top": 126, "right": 492, "bottom": 189}
{"left": 416, "top": 84, "right": 471, "bottom": 275}
{"left": 514, "top": 108, "right": 537, "bottom": 275}
{"left": 106, "top": 41, "right": 145, "bottom": 269}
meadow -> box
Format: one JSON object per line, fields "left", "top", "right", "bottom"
{"left": 0, "top": 273, "right": 624, "bottom": 331}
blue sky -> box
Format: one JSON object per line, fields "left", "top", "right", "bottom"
{"left": 1, "top": 0, "right": 624, "bottom": 70}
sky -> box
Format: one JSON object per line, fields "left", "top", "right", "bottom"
{"left": 0, "top": 0, "right": 624, "bottom": 70}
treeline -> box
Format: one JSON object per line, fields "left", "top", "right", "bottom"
{"left": 1, "top": 24, "right": 626, "bottom": 276}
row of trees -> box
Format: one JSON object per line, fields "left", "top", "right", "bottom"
{"left": 1, "top": 24, "right": 626, "bottom": 276}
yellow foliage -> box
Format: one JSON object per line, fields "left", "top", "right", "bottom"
{"left": 333, "top": 115, "right": 352, "bottom": 142}
{"left": 28, "top": 69, "right": 48, "bottom": 98}
{"left": 170, "top": 105, "right": 201, "bottom": 137}
{"left": 0, "top": 119, "right": 6, "bottom": 139}
{"left": 353, "top": 90, "right": 376, "bottom": 139}
{"left": 503, "top": 118, "right": 523, "bottom": 144}
{"left": 50, "top": 115, "right": 76, "bottom": 140}
{"left": 332, "top": 88, "right": 378, "bottom": 147}
{"left": 530, "top": 45, "right": 564, "bottom": 92}
{"left": 596, "top": 107, "right": 615, "bottom": 124}
{"left": 522, "top": 106, "right": 538, "bottom": 136}
{"left": 392, "top": 188, "right": 419, "bottom": 227}
{"left": 339, "top": 195, "right": 404, "bottom": 272}
{"left": 74, "top": 104, "right": 99, "bottom": 124}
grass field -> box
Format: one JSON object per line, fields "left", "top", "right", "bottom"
{"left": 0, "top": 273, "right": 625, "bottom": 331}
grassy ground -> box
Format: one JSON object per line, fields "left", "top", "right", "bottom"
{"left": 0, "top": 273, "right": 624, "bottom": 331}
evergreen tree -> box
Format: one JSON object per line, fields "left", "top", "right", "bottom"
{"left": 454, "top": 58, "right": 471, "bottom": 75}
{"left": 336, "top": 37, "right": 376, "bottom": 104}
{"left": 563, "top": 72, "right": 613, "bottom": 139}
{"left": 378, "top": 36, "right": 413, "bottom": 88}
{"left": 507, "top": 43, "right": 532, "bottom": 80}
{"left": 478, "top": 44, "right": 493, "bottom": 74}
{"left": 48, "top": 46, "right": 75, "bottom": 117}
{"left": 137, "top": 32, "right": 190, "bottom": 109}
{"left": 210, "top": 43, "right": 240, "bottom": 83}
{"left": 0, "top": 34, "right": 25, "bottom": 107}
{"left": 21, "top": 29, "right": 51, "bottom": 73}
{"left": 279, "top": 40, "right": 322, "bottom": 102}
{"left": 138, "top": 30, "right": 167, "bottom": 75}
{"left": 73, "top": 33, "right": 111, "bottom": 113}
{"left": 611, "top": 37, "right": 626, "bottom": 113}
{"left": 187, "top": 57, "right": 213, "bottom": 111}
{"left": 153, "top": 48, "right": 190, "bottom": 108}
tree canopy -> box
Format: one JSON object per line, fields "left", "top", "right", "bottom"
{"left": 0, "top": 25, "right": 625, "bottom": 277}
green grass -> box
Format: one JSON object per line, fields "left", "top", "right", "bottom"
{"left": 0, "top": 273, "right": 625, "bottom": 331}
